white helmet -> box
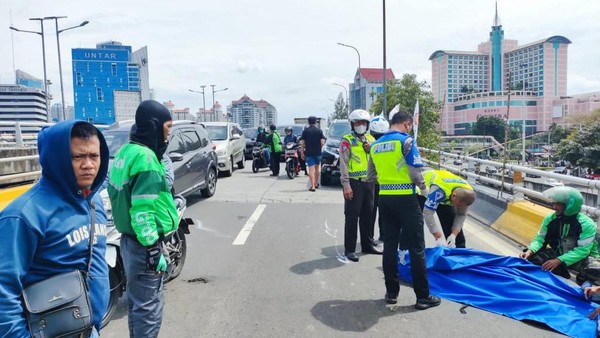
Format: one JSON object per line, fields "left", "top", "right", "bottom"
{"left": 348, "top": 109, "right": 371, "bottom": 123}
{"left": 370, "top": 115, "right": 389, "bottom": 135}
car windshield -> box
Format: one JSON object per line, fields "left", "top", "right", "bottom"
{"left": 328, "top": 122, "right": 351, "bottom": 139}
{"left": 243, "top": 128, "right": 259, "bottom": 139}
{"left": 103, "top": 130, "right": 130, "bottom": 158}
{"left": 205, "top": 125, "right": 228, "bottom": 140}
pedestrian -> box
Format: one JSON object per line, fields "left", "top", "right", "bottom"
{"left": 519, "top": 186, "right": 599, "bottom": 279}
{"left": 266, "top": 124, "right": 282, "bottom": 176}
{"left": 419, "top": 169, "right": 476, "bottom": 248}
{"left": 340, "top": 109, "right": 382, "bottom": 262}
{"left": 107, "top": 100, "right": 179, "bottom": 338}
{"left": 300, "top": 116, "right": 325, "bottom": 191}
{"left": 368, "top": 115, "right": 390, "bottom": 244}
{"left": 367, "top": 111, "right": 441, "bottom": 310}
{"left": 0, "top": 121, "right": 110, "bottom": 337}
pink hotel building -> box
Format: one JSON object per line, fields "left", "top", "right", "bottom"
{"left": 430, "top": 7, "right": 600, "bottom": 135}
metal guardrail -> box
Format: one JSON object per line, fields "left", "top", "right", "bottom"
{"left": 420, "top": 147, "right": 600, "bottom": 219}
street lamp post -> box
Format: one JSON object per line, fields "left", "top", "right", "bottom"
{"left": 189, "top": 86, "right": 207, "bottom": 122}
{"left": 382, "top": 0, "right": 388, "bottom": 117}
{"left": 10, "top": 18, "right": 50, "bottom": 122}
{"left": 332, "top": 83, "right": 349, "bottom": 115}
{"left": 48, "top": 16, "right": 89, "bottom": 121}
{"left": 211, "top": 85, "right": 228, "bottom": 122}
{"left": 337, "top": 42, "right": 361, "bottom": 110}
{"left": 519, "top": 63, "right": 527, "bottom": 165}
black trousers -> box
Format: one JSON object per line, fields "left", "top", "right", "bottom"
{"left": 344, "top": 179, "right": 375, "bottom": 253}
{"left": 380, "top": 194, "right": 430, "bottom": 299}
{"left": 270, "top": 151, "right": 281, "bottom": 175}
{"left": 371, "top": 184, "right": 382, "bottom": 241}
{"left": 417, "top": 196, "right": 466, "bottom": 248}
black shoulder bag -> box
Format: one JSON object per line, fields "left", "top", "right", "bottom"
{"left": 22, "top": 202, "right": 97, "bottom": 338}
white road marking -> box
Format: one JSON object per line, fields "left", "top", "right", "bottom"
{"left": 232, "top": 204, "right": 266, "bottom": 245}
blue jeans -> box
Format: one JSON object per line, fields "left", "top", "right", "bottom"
{"left": 264, "top": 148, "right": 271, "bottom": 164}
{"left": 121, "top": 235, "right": 164, "bottom": 338}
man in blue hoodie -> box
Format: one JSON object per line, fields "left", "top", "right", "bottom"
{"left": 0, "top": 121, "right": 110, "bottom": 337}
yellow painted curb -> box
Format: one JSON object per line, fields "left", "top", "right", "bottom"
{"left": 491, "top": 200, "right": 554, "bottom": 246}
{"left": 0, "top": 184, "right": 33, "bottom": 212}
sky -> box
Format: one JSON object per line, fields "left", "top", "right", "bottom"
{"left": 1, "top": 0, "right": 599, "bottom": 124}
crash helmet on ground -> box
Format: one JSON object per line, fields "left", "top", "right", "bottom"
{"left": 543, "top": 186, "right": 584, "bottom": 216}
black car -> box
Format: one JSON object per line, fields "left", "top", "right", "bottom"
{"left": 321, "top": 120, "right": 351, "bottom": 186}
{"left": 243, "top": 128, "right": 259, "bottom": 160}
{"left": 103, "top": 120, "right": 218, "bottom": 198}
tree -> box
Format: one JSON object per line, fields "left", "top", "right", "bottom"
{"left": 369, "top": 74, "right": 441, "bottom": 151}
{"left": 556, "top": 121, "right": 600, "bottom": 170}
{"left": 330, "top": 92, "right": 348, "bottom": 121}
{"left": 472, "top": 115, "right": 507, "bottom": 143}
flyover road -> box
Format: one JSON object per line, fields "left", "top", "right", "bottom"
{"left": 101, "top": 162, "right": 564, "bottom": 338}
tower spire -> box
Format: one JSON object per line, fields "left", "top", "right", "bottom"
{"left": 493, "top": 1, "right": 501, "bottom": 27}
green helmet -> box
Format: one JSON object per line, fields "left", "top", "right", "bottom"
{"left": 543, "top": 186, "right": 583, "bottom": 216}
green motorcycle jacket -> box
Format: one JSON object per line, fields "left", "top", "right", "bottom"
{"left": 108, "top": 143, "right": 178, "bottom": 246}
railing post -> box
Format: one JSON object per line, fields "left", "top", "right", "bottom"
{"left": 15, "top": 122, "right": 23, "bottom": 147}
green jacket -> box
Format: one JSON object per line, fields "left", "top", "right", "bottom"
{"left": 268, "top": 131, "right": 282, "bottom": 153}
{"left": 108, "top": 143, "right": 178, "bottom": 246}
{"left": 529, "top": 212, "right": 600, "bottom": 266}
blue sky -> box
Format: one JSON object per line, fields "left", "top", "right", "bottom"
{"left": 1, "top": 0, "right": 599, "bottom": 124}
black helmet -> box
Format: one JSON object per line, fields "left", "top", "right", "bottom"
{"left": 269, "top": 124, "right": 276, "bottom": 131}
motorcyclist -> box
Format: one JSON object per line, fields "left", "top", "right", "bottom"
{"left": 256, "top": 125, "right": 270, "bottom": 164}
{"left": 519, "top": 186, "right": 599, "bottom": 279}
{"left": 283, "top": 126, "right": 298, "bottom": 145}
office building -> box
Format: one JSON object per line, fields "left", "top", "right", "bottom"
{"left": 0, "top": 85, "right": 47, "bottom": 133}
{"left": 71, "top": 41, "right": 149, "bottom": 125}
{"left": 349, "top": 68, "right": 395, "bottom": 112}
{"left": 228, "top": 95, "right": 277, "bottom": 129}
{"left": 15, "top": 69, "right": 44, "bottom": 91}
{"left": 429, "top": 5, "right": 581, "bottom": 135}
{"left": 50, "top": 103, "right": 75, "bottom": 122}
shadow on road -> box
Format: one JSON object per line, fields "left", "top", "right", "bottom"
{"left": 311, "top": 299, "right": 417, "bottom": 332}
{"left": 289, "top": 245, "right": 347, "bottom": 275}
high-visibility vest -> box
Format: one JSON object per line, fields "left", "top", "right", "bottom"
{"left": 342, "top": 133, "right": 375, "bottom": 179}
{"left": 423, "top": 169, "right": 473, "bottom": 205}
{"left": 370, "top": 132, "right": 415, "bottom": 195}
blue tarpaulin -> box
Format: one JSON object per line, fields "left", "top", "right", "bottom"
{"left": 397, "top": 247, "right": 598, "bottom": 338}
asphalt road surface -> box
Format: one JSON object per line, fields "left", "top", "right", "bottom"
{"left": 101, "top": 162, "right": 566, "bottom": 338}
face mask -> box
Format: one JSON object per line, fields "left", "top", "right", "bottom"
{"left": 354, "top": 125, "right": 367, "bottom": 135}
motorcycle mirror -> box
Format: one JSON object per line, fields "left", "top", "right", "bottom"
{"left": 231, "top": 134, "right": 241, "bottom": 140}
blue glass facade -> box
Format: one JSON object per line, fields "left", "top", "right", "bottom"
{"left": 490, "top": 25, "right": 504, "bottom": 91}
{"left": 71, "top": 43, "right": 139, "bottom": 125}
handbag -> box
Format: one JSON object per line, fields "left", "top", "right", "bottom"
{"left": 22, "top": 202, "right": 97, "bottom": 338}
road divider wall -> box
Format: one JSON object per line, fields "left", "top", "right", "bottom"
{"left": 0, "top": 184, "right": 33, "bottom": 211}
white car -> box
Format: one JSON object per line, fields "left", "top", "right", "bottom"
{"left": 544, "top": 178, "right": 564, "bottom": 187}
{"left": 202, "top": 122, "right": 246, "bottom": 176}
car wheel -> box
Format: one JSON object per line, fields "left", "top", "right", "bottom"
{"left": 201, "top": 168, "right": 217, "bottom": 197}
{"left": 224, "top": 156, "right": 233, "bottom": 177}
{"left": 237, "top": 157, "right": 245, "bottom": 169}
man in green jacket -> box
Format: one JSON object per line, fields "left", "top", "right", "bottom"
{"left": 108, "top": 100, "right": 178, "bottom": 338}
{"left": 520, "top": 186, "right": 599, "bottom": 279}
{"left": 266, "top": 124, "right": 282, "bottom": 176}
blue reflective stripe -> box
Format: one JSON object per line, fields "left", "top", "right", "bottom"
{"left": 380, "top": 183, "right": 415, "bottom": 190}
{"left": 349, "top": 170, "right": 368, "bottom": 177}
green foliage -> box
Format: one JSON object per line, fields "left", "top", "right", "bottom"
{"left": 369, "top": 73, "right": 441, "bottom": 151}
{"left": 330, "top": 92, "right": 348, "bottom": 121}
{"left": 556, "top": 121, "right": 600, "bottom": 169}
{"left": 472, "top": 115, "right": 507, "bottom": 143}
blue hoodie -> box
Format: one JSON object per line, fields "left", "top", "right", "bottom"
{"left": 0, "top": 120, "right": 110, "bottom": 337}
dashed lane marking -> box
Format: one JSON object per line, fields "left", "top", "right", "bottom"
{"left": 232, "top": 204, "right": 266, "bottom": 245}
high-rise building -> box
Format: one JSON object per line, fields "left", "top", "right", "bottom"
{"left": 430, "top": 5, "right": 577, "bottom": 135}
{"left": 50, "top": 103, "right": 75, "bottom": 122}
{"left": 228, "top": 95, "right": 277, "bottom": 129}
{"left": 0, "top": 85, "right": 47, "bottom": 133}
{"left": 15, "top": 69, "right": 44, "bottom": 91}
{"left": 349, "top": 68, "right": 395, "bottom": 112}
{"left": 71, "top": 41, "right": 149, "bottom": 125}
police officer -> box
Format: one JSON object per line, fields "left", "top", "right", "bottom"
{"left": 340, "top": 109, "right": 382, "bottom": 262}
{"left": 367, "top": 111, "right": 441, "bottom": 310}
{"left": 369, "top": 115, "right": 390, "bottom": 245}
{"left": 419, "top": 169, "right": 476, "bottom": 248}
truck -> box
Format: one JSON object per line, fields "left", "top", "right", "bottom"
{"left": 294, "top": 117, "right": 322, "bottom": 128}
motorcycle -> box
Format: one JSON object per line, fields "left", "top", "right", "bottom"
{"left": 284, "top": 142, "right": 301, "bottom": 179}
{"left": 252, "top": 142, "right": 270, "bottom": 173}
{"left": 100, "top": 192, "right": 193, "bottom": 328}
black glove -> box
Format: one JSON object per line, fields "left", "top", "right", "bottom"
{"left": 146, "top": 242, "right": 167, "bottom": 272}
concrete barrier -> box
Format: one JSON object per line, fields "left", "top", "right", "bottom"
{"left": 491, "top": 200, "right": 553, "bottom": 246}
{"left": 0, "top": 184, "right": 32, "bottom": 211}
